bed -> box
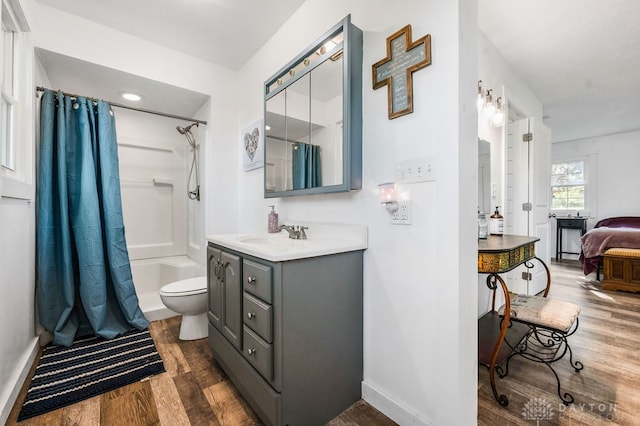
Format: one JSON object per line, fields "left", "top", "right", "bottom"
{"left": 579, "top": 216, "right": 640, "bottom": 277}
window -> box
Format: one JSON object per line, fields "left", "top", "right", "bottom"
{"left": 1, "top": 92, "right": 13, "bottom": 169}
{"left": 1, "top": 7, "right": 16, "bottom": 171}
{"left": 0, "top": 0, "right": 33, "bottom": 199}
{"left": 551, "top": 160, "right": 585, "bottom": 210}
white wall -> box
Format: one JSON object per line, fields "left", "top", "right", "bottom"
{"left": 237, "top": 1, "right": 477, "bottom": 424}
{"left": 552, "top": 130, "right": 640, "bottom": 252}
{"left": 0, "top": 3, "right": 39, "bottom": 421}
{"left": 477, "top": 32, "right": 544, "bottom": 315}
{"left": 0, "top": 198, "right": 38, "bottom": 423}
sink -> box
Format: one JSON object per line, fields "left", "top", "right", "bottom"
{"left": 207, "top": 223, "right": 367, "bottom": 262}
{"left": 236, "top": 236, "right": 282, "bottom": 245}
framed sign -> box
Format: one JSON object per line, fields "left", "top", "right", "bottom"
{"left": 372, "top": 25, "right": 431, "bottom": 119}
{"left": 242, "top": 119, "right": 264, "bottom": 171}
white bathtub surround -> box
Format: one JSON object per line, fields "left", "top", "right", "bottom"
{"left": 206, "top": 222, "right": 368, "bottom": 262}
{"left": 131, "top": 256, "right": 205, "bottom": 321}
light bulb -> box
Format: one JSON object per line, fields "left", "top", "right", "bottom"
{"left": 476, "top": 81, "right": 485, "bottom": 110}
{"left": 492, "top": 97, "right": 505, "bottom": 127}
{"left": 484, "top": 89, "right": 495, "bottom": 119}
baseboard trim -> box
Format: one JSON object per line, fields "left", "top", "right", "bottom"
{"left": 1, "top": 337, "right": 38, "bottom": 425}
{"left": 361, "top": 381, "right": 433, "bottom": 426}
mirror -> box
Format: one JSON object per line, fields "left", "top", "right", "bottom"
{"left": 264, "top": 15, "right": 362, "bottom": 198}
{"left": 266, "top": 57, "right": 343, "bottom": 192}
{"left": 478, "top": 139, "right": 491, "bottom": 215}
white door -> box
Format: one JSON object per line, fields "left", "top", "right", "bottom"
{"left": 505, "top": 117, "right": 551, "bottom": 295}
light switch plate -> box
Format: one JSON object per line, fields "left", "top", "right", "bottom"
{"left": 396, "top": 156, "right": 436, "bottom": 183}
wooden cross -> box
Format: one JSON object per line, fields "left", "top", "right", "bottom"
{"left": 372, "top": 25, "right": 431, "bottom": 119}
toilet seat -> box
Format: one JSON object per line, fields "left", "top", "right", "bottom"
{"left": 159, "top": 276, "right": 207, "bottom": 297}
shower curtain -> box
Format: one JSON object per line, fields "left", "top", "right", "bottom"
{"left": 37, "top": 90, "right": 148, "bottom": 347}
{"left": 292, "top": 142, "right": 322, "bottom": 190}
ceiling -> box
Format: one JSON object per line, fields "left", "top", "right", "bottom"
{"left": 34, "top": 0, "right": 306, "bottom": 118}
{"left": 480, "top": 0, "right": 640, "bottom": 142}
{"left": 35, "top": 0, "right": 306, "bottom": 71}
{"left": 35, "top": 1, "right": 640, "bottom": 142}
{"left": 36, "top": 48, "right": 210, "bottom": 118}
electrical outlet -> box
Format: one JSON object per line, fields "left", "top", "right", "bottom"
{"left": 390, "top": 201, "right": 412, "bottom": 225}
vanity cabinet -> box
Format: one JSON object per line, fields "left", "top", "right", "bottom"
{"left": 207, "top": 246, "right": 242, "bottom": 350}
{"left": 207, "top": 242, "right": 363, "bottom": 426}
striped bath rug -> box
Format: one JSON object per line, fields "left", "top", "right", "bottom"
{"left": 18, "top": 328, "right": 165, "bottom": 421}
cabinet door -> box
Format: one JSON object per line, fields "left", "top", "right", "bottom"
{"left": 221, "top": 251, "right": 242, "bottom": 350}
{"left": 207, "top": 245, "right": 222, "bottom": 330}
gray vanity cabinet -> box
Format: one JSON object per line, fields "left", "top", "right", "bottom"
{"left": 207, "top": 242, "right": 364, "bottom": 426}
{"left": 207, "top": 245, "right": 242, "bottom": 350}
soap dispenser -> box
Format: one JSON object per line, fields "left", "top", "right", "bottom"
{"left": 489, "top": 206, "right": 504, "bottom": 236}
{"left": 268, "top": 205, "right": 279, "bottom": 233}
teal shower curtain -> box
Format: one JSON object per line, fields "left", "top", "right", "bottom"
{"left": 37, "top": 90, "right": 148, "bottom": 347}
{"left": 292, "top": 142, "right": 322, "bottom": 190}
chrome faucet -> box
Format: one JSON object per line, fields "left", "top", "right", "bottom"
{"left": 277, "top": 224, "right": 308, "bottom": 240}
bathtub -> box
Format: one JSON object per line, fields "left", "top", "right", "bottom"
{"left": 131, "top": 256, "right": 205, "bottom": 321}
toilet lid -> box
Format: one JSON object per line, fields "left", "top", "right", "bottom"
{"left": 159, "top": 276, "right": 207, "bottom": 296}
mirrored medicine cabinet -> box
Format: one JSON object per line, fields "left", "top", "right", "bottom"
{"left": 264, "top": 15, "right": 363, "bottom": 198}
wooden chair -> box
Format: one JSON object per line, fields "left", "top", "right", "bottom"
{"left": 496, "top": 260, "right": 584, "bottom": 405}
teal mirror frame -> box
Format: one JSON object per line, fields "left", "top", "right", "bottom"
{"left": 263, "top": 15, "right": 363, "bottom": 198}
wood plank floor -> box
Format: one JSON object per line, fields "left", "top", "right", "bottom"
{"left": 6, "top": 316, "right": 395, "bottom": 426}
{"left": 7, "top": 261, "right": 638, "bottom": 425}
{"left": 478, "top": 260, "right": 640, "bottom": 426}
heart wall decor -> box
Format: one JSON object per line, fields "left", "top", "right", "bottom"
{"left": 242, "top": 119, "right": 264, "bottom": 171}
{"left": 244, "top": 127, "right": 259, "bottom": 161}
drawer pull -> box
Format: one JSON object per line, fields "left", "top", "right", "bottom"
{"left": 247, "top": 348, "right": 256, "bottom": 356}
{"left": 247, "top": 276, "right": 256, "bottom": 284}
{"left": 247, "top": 312, "right": 256, "bottom": 319}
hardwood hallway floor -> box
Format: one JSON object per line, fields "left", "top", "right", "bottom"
{"left": 7, "top": 261, "right": 638, "bottom": 425}
{"left": 478, "top": 261, "right": 640, "bottom": 425}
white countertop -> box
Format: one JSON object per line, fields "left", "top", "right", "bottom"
{"left": 206, "top": 222, "right": 368, "bottom": 262}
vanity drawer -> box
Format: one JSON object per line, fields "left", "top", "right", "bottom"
{"left": 243, "top": 326, "right": 273, "bottom": 381}
{"left": 243, "top": 259, "right": 272, "bottom": 303}
{"left": 243, "top": 293, "right": 273, "bottom": 343}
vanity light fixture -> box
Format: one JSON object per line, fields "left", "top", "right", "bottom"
{"left": 477, "top": 80, "right": 485, "bottom": 110}
{"left": 121, "top": 92, "right": 142, "bottom": 102}
{"left": 317, "top": 40, "right": 337, "bottom": 56}
{"left": 378, "top": 182, "right": 399, "bottom": 213}
{"left": 477, "top": 81, "right": 505, "bottom": 126}
{"left": 492, "top": 97, "right": 505, "bottom": 127}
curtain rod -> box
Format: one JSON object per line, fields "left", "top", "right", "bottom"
{"left": 36, "top": 86, "right": 207, "bottom": 125}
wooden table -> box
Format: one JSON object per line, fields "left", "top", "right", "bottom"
{"left": 478, "top": 235, "right": 546, "bottom": 406}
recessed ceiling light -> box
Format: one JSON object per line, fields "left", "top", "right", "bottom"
{"left": 265, "top": 125, "right": 272, "bottom": 131}
{"left": 121, "top": 92, "right": 142, "bottom": 102}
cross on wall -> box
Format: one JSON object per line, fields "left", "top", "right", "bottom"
{"left": 372, "top": 25, "right": 431, "bottom": 119}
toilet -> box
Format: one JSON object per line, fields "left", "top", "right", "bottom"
{"left": 159, "top": 276, "right": 208, "bottom": 340}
